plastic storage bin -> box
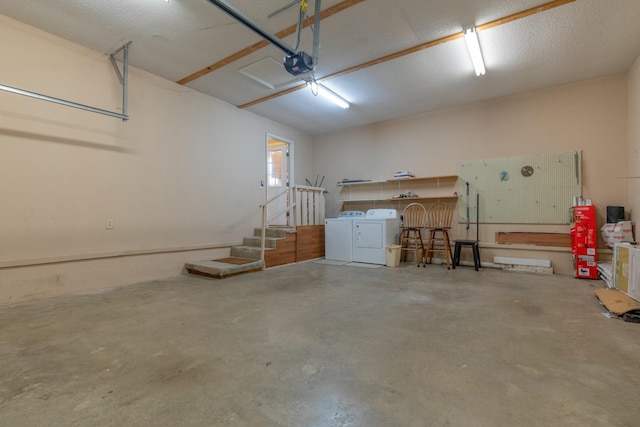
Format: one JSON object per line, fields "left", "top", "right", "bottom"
{"left": 386, "top": 245, "right": 401, "bottom": 267}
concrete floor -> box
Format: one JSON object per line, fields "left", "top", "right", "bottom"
{"left": 1, "top": 261, "right": 639, "bottom": 427}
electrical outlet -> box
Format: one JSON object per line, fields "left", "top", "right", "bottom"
{"left": 105, "top": 219, "right": 114, "bottom": 230}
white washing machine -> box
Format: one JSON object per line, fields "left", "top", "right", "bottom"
{"left": 353, "top": 209, "right": 401, "bottom": 265}
{"left": 325, "top": 211, "right": 365, "bottom": 262}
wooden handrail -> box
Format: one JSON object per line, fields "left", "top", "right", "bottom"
{"left": 259, "top": 188, "right": 289, "bottom": 208}
{"left": 259, "top": 185, "right": 325, "bottom": 265}
{"left": 260, "top": 187, "right": 296, "bottom": 265}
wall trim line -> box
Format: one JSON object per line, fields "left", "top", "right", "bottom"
{"left": 0, "top": 242, "right": 237, "bottom": 269}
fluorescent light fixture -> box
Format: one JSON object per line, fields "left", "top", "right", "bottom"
{"left": 463, "top": 27, "right": 486, "bottom": 76}
{"left": 307, "top": 82, "right": 350, "bottom": 109}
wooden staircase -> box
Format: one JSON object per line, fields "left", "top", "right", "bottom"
{"left": 186, "top": 185, "right": 326, "bottom": 278}
{"left": 185, "top": 225, "right": 325, "bottom": 279}
{"left": 231, "top": 227, "right": 296, "bottom": 268}
{"left": 231, "top": 225, "right": 325, "bottom": 268}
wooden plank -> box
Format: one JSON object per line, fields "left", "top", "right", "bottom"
{"left": 387, "top": 196, "right": 459, "bottom": 202}
{"left": 176, "top": 0, "right": 366, "bottom": 85}
{"left": 238, "top": 0, "right": 575, "bottom": 109}
{"left": 386, "top": 175, "right": 458, "bottom": 183}
{"left": 312, "top": 226, "right": 325, "bottom": 259}
{"left": 296, "top": 225, "right": 325, "bottom": 261}
{"left": 265, "top": 232, "right": 297, "bottom": 268}
{"left": 239, "top": 83, "right": 307, "bottom": 109}
{"left": 495, "top": 232, "right": 571, "bottom": 247}
{"left": 177, "top": 40, "right": 269, "bottom": 85}
{"left": 477, "top": 0, "right": 575, "bottom": 32}
{"left": 296, "top": 227, "right": 313, "bottom": 261}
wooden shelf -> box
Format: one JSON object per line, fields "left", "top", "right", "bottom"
{"left": 386, "top": 175, "right": 458, "bottom": 183}
{"left": 340, "top": 197, "right": 458, "bottom": 203}
{"left": 338, "top": 175, "right": 458, "bottom": 187}
{"left": 337, "top": 180, "right": 386, "bottom": 187}
{"left": 338, "top": 174, "right": 459, "bottom": 205}
{"left": 386, "top": 196, "right": 459, "bottom": 202}
{"left": 341, "top": 197, "right": 458, "bottom": 204}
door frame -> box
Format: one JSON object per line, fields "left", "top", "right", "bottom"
{"left": 265, "top": 133, "right": 294, "bottom": 226}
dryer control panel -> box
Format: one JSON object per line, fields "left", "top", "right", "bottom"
{"left": 365, "top": 209, "right": 398, "bottom": 219}
{"left": 338, "top": 211, "right": 365, "bottom": 218}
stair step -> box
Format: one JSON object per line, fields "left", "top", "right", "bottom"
{"left": 253, "top": 227, "right": 296, "bottom": 239}
{"left": 185, "top": 258, "right": 265, "bottom": 279}
{"left": 230, "top": 246, "right": 271, "bottom": 260}
{"left": 186, "top": 224, "right": 307, "bottom": 278}
{"left": 243, "top": 236, "right": 278, "bottom": 248}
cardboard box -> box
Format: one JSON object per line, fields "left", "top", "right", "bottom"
{"left": 613, "top": 244, "right": 640, "bottom": 302}
{"left": 601, "top": 221, "right": 634, "bottom": 247}
{"left": 595, "top": 288, "right": 640, "bottom": 319}
{"left": 614, "top": 245, "right": 630, "bottom": 293}
{"left": 571, "top": 206, "right": 598, "bottom": 279}
{"left": 628, "top": 247, "right": 640, "bottom": 302}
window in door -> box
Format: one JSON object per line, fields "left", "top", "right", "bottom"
{"left": 267, "top": 149, "right": 283, "bottom": 187}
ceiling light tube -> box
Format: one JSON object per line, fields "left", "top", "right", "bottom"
{"left": 463, "top": 27, "right": 485, "bottom": 76}
{"left": 308, "top": 82, "right": 350, "bottom": 109}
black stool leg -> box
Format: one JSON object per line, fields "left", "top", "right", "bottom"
{"left": 453, "top": 241, "right": 480, "bottom": 271}
{"left": 473, "top": 243, "right": 481, "bottom": 271}
{"left": 453, "top": 242, "right": 461, "bottom": 269}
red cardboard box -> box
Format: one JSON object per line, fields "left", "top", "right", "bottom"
{"left": 571, "top": 206, "right": 598, "bottom": 279}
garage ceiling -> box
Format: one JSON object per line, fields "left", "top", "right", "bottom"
{"left": 1, "top": 0, "right": 640, "bottom": 135}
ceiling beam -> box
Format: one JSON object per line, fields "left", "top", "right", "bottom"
{"left": 477, "top": 0, "right": 575, "bottom": 32}
{"left": 176, "top": 0, "right": 365, "bottom": 85}
{"left": 238, "top": 0, "right": 576, "bottom": 109}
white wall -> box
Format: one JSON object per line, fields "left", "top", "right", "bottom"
{"left": 0, "top": 14, "right": 312, "bottom": 305}
{"left": 629, "top": 55, "right": 640, "bottom": 224}
{"left": 313, "top": 75, "right": 629, "bottom": 275}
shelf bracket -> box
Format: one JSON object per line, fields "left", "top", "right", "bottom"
{"left": 0, "top": 42, "right": 131, "bottom": 121}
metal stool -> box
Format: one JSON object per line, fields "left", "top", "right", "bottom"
{"left": 452, "top": 240, "right": 481, "bottom": 271}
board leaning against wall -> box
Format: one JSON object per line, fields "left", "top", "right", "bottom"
{"left": 458, "top": 151, "right": 582, "bottom": 224}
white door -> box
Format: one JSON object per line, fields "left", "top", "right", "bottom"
{"left": 267, "top": 137, "right": 290, "bottom": 226}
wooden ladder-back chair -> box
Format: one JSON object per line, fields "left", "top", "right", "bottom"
{"left": 425, "top": 202, "right": 453, "bottom": 269}
{"left": 400, "top": 203, "right": 427, "bottom": 267}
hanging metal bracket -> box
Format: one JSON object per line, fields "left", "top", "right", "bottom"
{"left": 108, "top": 42, "right": 131, "bottom": 120}
{"left": 0, "top": 42, "right": 131, "bottom": 121}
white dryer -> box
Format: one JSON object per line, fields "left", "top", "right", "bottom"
{"left": 353, "top": 209, "right": 401, "bottom": 265}
{"left": 324, "top": 211, "right": 365, "bottom": 262}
